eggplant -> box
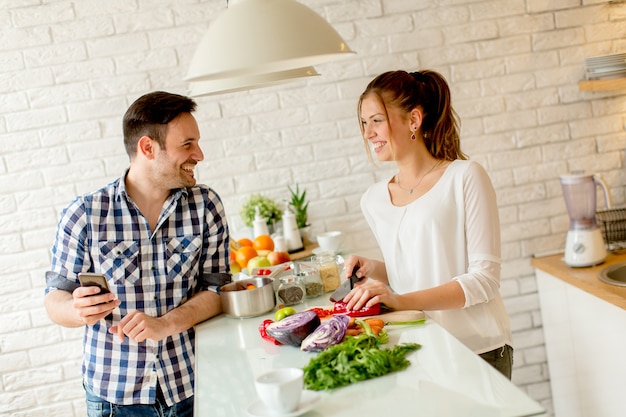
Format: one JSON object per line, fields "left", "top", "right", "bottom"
{"left": 265, "top": 310, "right": 321, "bottom": 346}
{"left": 300, "top": 314, "right": 349, "bottom": 352}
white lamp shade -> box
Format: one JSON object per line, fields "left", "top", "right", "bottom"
{"left": 185, "top": 0, "right": 355, "bottom": 82}
{"left": 188, "top": 66, "right": 319, "bottom": 97}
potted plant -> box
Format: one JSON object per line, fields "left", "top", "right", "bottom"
{"left": 240, "top": 194, "right": 283, "bottom": 234}
{"left": 288, "top": 183, "right": 311, "bottom": 244}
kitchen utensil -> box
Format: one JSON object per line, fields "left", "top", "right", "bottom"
{"left": 329, "top": 265, "right": 363, "bottom": 302}
{"left": 560, "top": 172, "right": 612, "bottom": 267}
{"left": 254, "top": 368, "right": 304, "bottom": 415}
{"left": 361, "top": 309, "right": 426, "bottom": 325}
{"left": 218, "top": 277, "right": 276, "bottom": 318}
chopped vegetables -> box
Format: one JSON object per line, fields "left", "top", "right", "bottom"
{"left": 332, "top": 301, "right": 381, "bottom": 317}
{"left": 265, "top": 310, "right": 321, "bottom": 346}
{"left": 345, "top": 318, "right": 385, "bottom": 337}
{"left": 302, "top": 319, "right": 420, "bottom": 390}
{"left": 307, "top": 307, "right": 334, "bottom": 320}
{"left": 300, "top": 315, "right": 350, "bottom": 352}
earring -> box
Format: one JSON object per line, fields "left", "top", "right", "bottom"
{"left": 410, "top": 130, "right": 416, "bottom": 141}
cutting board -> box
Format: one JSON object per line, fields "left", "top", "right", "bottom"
{"left": 310, "top": 306, "right": 425, "bottom": 323}
{"left": 361, "top": 309, "right": 425, "bottom": 323}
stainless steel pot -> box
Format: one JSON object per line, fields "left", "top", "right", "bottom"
{"left": 219, "top": 277, "right": 276, "bottom": 318}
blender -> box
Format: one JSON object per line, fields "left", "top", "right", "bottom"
{"left": 560, "top": 172, "right": 612, "bottom": 267}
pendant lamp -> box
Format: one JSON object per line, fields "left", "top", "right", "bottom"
{"left": 189, "top": 66, "right": 319, "bottom": 97}
{"left": 185, "top": 0, "right": 354, "bottom": 95}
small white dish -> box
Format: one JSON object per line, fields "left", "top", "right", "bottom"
{"left": 247, "top": 390, "right": 321, "bottom": 417}
{"left": 312, "top": 247, "right": 336, "bottom": 256}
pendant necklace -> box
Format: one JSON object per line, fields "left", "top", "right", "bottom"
{"left": 395, "top": 160, "right": 442, "bottom": 195}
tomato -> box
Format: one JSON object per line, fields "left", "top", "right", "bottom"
{"left": 274, "top": 307, "right": 297, "bottom": 322}
{"left": 256, "top": 268, "right": 272, "bottom": 276}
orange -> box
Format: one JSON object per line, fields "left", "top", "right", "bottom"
{"left": 237, "top": 238, "right": 253, "bottom": 247}
{"left": 235, "top": 246, "right": 258, "bottom": 268}
{"left": 253, "top": 234, "right": 274, "bottom": 252}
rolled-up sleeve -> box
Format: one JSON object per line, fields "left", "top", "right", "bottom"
{"left": 453, "top": 162, "right": 502, "bottom": 308}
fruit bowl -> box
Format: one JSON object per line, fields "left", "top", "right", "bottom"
{"left": 218, "top": 277, "right": 276, "bottom": 318}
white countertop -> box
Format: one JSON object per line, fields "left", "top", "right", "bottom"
{"left": 194, "top": 297, "right": 546, "bottom": 417}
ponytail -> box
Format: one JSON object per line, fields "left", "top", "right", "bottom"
{"left": 359, "top": 70, "right": 466, "bottom": 161}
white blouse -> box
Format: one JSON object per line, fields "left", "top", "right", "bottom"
{"left": 361, "top": 159, "right": 512, "bottom": 354}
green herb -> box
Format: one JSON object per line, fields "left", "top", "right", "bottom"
{"left": 239, "top": 194, "right": 282, "bottom": 228}
{"left": 287, "top": 184, "right": 309, "bottom": 229}
{"left": 302, "top": 322, "right": 421, "bottom": 391}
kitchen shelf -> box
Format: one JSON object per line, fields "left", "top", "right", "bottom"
{"left": 579, "top": 77, "right": 626, "bottom": 91}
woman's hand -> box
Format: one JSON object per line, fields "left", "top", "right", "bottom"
{"left": 343, "top": 255, "right": 387, "bottom": 281}
{"left": 343, "top": 279, "right": 400, "bottom": 311}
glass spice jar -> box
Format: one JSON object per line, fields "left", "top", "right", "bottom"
{"left": 295, "top": 261, "right": 324, "bottom": 299}
{"left": 276, "top": 275, "right": 305, "bottom": 306}
{"left": 314, "top": 252, "right": 341, "bottom": 293}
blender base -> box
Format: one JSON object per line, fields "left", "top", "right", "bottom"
{"left": 564, "top": 229, "right": 607, "bottom": 267}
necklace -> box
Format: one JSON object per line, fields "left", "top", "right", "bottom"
{"left": 395, "top": 160, "right": 442, "bottom": 195}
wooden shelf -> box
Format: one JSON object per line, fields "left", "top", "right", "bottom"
{"left": 579, "top": 77, "right": 626, "bottom": 91}
{"left": 289, "top": 242, "right": 319, "bottom": 261}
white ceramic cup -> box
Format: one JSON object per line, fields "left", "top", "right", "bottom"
{"left": 254, "top": 368, "right": 303, "bottom": 415}
{"left": 316, "top": 230, "right": 343, "bottom": 253}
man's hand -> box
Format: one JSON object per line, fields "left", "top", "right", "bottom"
{"left": 109, "top": 310, "right": 171, "bottom": 343}
{"left": 72, "top": 286, "right": 120, "bottom": 326}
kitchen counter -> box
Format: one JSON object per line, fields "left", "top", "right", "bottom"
{"left": 533, "top": 251, "right": 626, "bottom": 417}
{"left": 194, "top": 296, "right": 546, "bottom": 417}
{"left": 531, "top": 251, "right": 626, "bottom": 310}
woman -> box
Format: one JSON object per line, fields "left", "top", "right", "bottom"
{"left": 343, "top": 70, "right": 513, "bottom": 378}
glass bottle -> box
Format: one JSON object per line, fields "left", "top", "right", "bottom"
{"left": 276, "top": 275, "right": 305, "bottom": 306}
{"left": 314, "top": 252, "right": 341, "bottom": 293}
{"left": 295, "top": 261, "right": 324, "bottom": 299}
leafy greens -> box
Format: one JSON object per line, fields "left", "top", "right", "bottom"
{"left": 302, "top": 321, "right": 421, "bottom": 391}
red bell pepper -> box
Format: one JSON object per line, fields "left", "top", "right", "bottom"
{"left": 332, "top": 301, "right": 381, "bottom": 317}
{"left": 308, "top": 307, "right": 334, "bottom": 320}
{"left": 258, "top": 319, "right": 282, "bottom": 345}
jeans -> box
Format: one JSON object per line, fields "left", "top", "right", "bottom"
{"left": 479, "top": 344, "right": 513, "bottom": 380}
{"left": 85, "top": 385, "right": 194, "bottom": 417}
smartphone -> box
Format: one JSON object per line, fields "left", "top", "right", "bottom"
{"left": 78, "top": 273, "right": 111, "bottom": 294}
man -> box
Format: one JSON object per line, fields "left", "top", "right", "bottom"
{"left": 44, "top": 91, "right": 230, "bottom": 416}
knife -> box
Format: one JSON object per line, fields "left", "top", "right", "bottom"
{"left": 329, "top": 265, "right": 363, "bottom": 302}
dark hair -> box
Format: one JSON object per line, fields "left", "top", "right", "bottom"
{"left": 357, "top": 70, "right": 466, "bottom": 161}
{"left": 123, "top": 91, "right": 197, "bottom": 158}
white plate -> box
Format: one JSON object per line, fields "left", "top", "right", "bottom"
{"left": 247, "top": 390, "right": 321, "bottom": 417}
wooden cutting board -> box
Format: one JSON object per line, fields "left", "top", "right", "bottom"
{"left": 362, "top": 309, "right": 425, "bottom": 323}
{"left": 308, "top": 306, "right": 425, "bottom": 323}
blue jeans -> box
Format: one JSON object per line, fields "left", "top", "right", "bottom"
{"left": 85, "top": 385, "right": 193, "bottom": 417}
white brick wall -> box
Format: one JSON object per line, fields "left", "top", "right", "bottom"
{"left": 1, "top": 1, "right": 625, "bottom": 416}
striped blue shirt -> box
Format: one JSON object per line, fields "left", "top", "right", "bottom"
{"left": 45, "top": 172, "right": 229, "bottom": 406}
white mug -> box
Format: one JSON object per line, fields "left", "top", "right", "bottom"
{"left": 254, "top": 368, "right": 303, "bottom": 414}
{"left": 316, "top": 230, "right": 343, "bottom": 253}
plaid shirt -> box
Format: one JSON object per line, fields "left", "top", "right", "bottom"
{"left": 45, "top": 172, "right": 229, "bottom": 406}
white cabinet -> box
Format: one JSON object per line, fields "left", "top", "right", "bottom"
{"left": 535, "top": 269, "right": 626, "bottom": 417}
